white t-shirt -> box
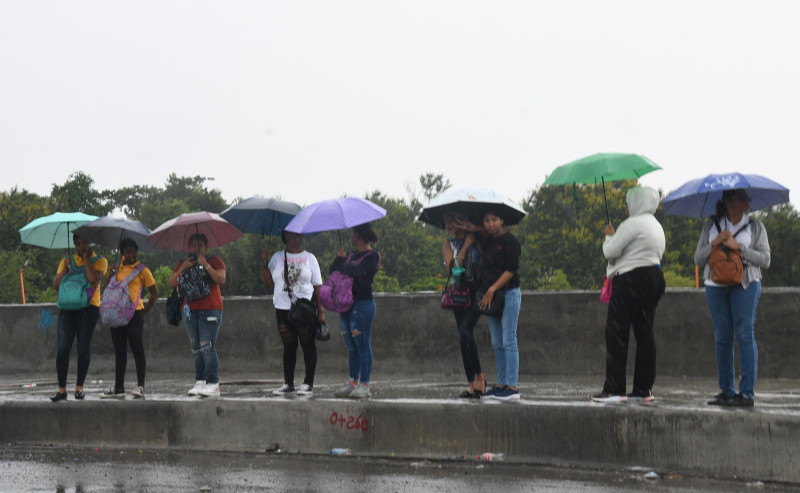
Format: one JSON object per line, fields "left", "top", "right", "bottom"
{"left": 268, "top": 250, "right": 323, "bottom": 310}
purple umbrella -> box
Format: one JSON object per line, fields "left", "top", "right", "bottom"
{"left": 284, "top": 198, "right": 387, "bottom": 234}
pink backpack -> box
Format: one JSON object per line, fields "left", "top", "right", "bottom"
{"left": 320, "top": 252, "right": 380, "bottom": 313}
{"left": 100, "top": 264, "right": 145, "bottom": 327}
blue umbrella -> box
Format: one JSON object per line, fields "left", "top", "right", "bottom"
{"left": 662, "top": 173, "right": 790, "bottom": 218}
{"left": 74, "top": 216, "right": 157, "bottom": 253}
{"left": 219, "top": 197, "right": 302, "bottom": 236}
{"left": 18, "top": 212, "right": 99, "bottom": 249}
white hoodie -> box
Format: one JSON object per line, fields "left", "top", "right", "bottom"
{"left": 603, "top": 186, "right": 665, "bottom": 279}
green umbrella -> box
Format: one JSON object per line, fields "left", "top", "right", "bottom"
{"left": 543, "top": 153, "right": 662, "bottom": 222}
{"left": 18, "top": 212, "right": 99, "bottom": 249}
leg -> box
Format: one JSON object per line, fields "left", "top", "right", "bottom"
{"left": 75, "top": 306, "right": 99, "bottom": 388}
{"left": 276, "top": 309, "right": 299, "bottom": 386}
{"left": 602, "top": 275, "right": 637, "bottom": 395}
{"left": 705, "top": 286, "right": 736, "bottom": 396}
{"left": 500, "top": 288, "right": 521, "bottom": 388}
{"left": 631, "top": 267, "right": 666, "bottom": 393}
{"left": 297, "top": 321, "right": 318, "bottom": 387}
{"left": 349, "top": 301, "right": 376, "bottom": 384}
{"left": 339, "top": 312, "right": 359, "bottom": 382}
{"left": 197, "top": 310, "right": 222, "bottom": 384}
{"left": 55, "top": 310, "right": 79, "bottom": 390}
{"left": 456, "top": 307, "right": 483, "bottom": 386}
{"left": 109, "top": 325, "right": 129, "bottom": 391}
{"left": 126, "top": 311, "right": 147, "bottom": 388}
{"left": 487, "top": 314, "right": 506, "bottom": 386}
{"left": 184, "top": 311, "right": 204, "bottom": 382}
{"left": 730, "top": 282, "right": 761, "bottom": 399}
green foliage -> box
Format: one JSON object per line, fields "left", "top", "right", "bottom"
{"left": 373, "top": 268, "right": 401, "bottom": 293}
{"left": 662, "top": 265, "right": 696, "bottom": 288}
{"left": 50, "top": 172, "right": 115, "bottom": 217}
{"left": 531, "top": 268, "right": 573, "bottom": 291}
{"left": 152, "top": 265, "right": 174, "bottom": 299}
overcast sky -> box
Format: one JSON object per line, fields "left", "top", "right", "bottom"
{"left": 2, "top": 1, "right": 798, "bottom": 212}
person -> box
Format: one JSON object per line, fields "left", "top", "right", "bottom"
{"left": 694, "top": 189, "right": 770, "bottom": 407}
{"left": 442, "top": 211, "right": 485, "bottom": 398}
{"left": 99, "top": 238, "right": 158, "bottom": 399}
{"left": 331, "top": 223, "right": 381, "bottom": 399}
{"left": 262, "top": 230, "right": 325, "bottom": 396}
{"left": 591, "top": 186, "right": 666, "bottom": 403}
{"left": 476, "top": 210, "right": 522, "bottom": 402}
{"left": 168, "top": 233, "right": 227, "bottom": 397}
{"left": 50, "top": 234, "right": 108, "bottom": 401}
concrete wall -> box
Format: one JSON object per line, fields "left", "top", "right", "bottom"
{"left": 2, "top": 288, "right": 799, "bottom": 377}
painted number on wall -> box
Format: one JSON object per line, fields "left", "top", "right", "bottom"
{"left": 38, "top": 309, "right": 56, "bottom": 334}
{"left": 329, "top": 407, "right": 369, "bottom": 432}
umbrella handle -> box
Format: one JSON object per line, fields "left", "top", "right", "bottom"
{"left": 602, "top": 177, "right": 610, "bottom": 224}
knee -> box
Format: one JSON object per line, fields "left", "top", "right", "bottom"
{"left": 199, "top": 341, "right": 213, "bottom": 354}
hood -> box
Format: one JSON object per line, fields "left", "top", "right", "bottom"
{"left": 626, "top": 186, "right": 660, "bottom": 216}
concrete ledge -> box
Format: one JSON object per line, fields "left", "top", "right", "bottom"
{"left": 2, "top": 398, "right": 798, "bottom": 484}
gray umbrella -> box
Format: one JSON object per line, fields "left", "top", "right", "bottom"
{"left": 74, "top": 216, "right": 157, "bottom": 253}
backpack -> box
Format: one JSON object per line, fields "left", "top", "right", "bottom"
{"left": 179, "top": 264, "right": 212, "bottom": 301}
{"left": 56, "top": 256, "right": 100, "bottom": 311}
{"left": 320, "top": 251, "right": 380, "bottom": 313}
{"left": 100, "top": 264, "right": 145, "bottom": 327}
{"left": 708, "top": 219, "right": 749, "bottom": 285}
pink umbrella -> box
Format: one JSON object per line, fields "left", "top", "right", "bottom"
{"left": 148, "top": 211, "right": 243, "bottom": 251}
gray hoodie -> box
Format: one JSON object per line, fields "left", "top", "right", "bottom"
{"left": 603, "top": 186, "right": 666, "bottom": 279}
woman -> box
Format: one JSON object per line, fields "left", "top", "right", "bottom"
{"left": 99, "top": 238, "right": 158, "bottom": 399}
{"left": 694, "top": 189, "right": 770, "bottom": 407}
{"left": 591, "top": 186, "right": 666, "bottom": 403}
{"left": 442, "top": 212, "right": 485, "bottom": 398}
{"left": 476, "top": 210, "right": 522, "bottom": 402}
{"left": 262, "top": 230, "right": 325, "bottom": 396}
{"left": 50, "top": 234, "right": 108, "bottom": 401}
{"left": 331, "top": 223, "right": 381, "bottom": 399}
{"left": 168, "top": 233, "right": 227, "bottom": 397}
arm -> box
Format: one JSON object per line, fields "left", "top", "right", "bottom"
{"left": 738, "top": 220, "right": 771, "bottom": 270}
{"left": 168, "top": 260, "right": 191, "bottom": 290}
{"left": 83, "top": 249, "right": 103, "bottom": 286}
{"left": 693, "top": 221, "right": 714, "bottom": 267}
{"left": 102, "top": 262, "right": 119, "bottom": 291}
{"left": 442, "top": 239, "right": 454, "bottom": 269}
{"left": 143, "top": 284, "right": 159, "bottom": 314}
{"left": 261, "top": 251, "right": 275, "bottom": 288}
{"left": 602, "top": 221, "right": 636, "bottom": 261}
{"left": 333, "top": 252, "right": 379, "bottom": 280}
{"left": 200, "top": 255, "right": 226, "bottom": 286}
{"left": 313, "top": 285, "right": 326, "bottom": 323}
{"left": 52, "top": 258, "right": 68, "bottom": 290}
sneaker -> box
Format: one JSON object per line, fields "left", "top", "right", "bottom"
{"left": 188, "top": 380, "right": 205, "bottom": 395}
{"left": 272, "top": 384, "right": 295, "bottom": 395}
{"left": 334, "top": 383, "right": 356, "bottom": 398}
{"left": 707, "top": 392, "right": 735, "bottom": 406}
{"left": 723, "top": 393, "right": 755, "bottom": 407}
{"left": 100, "top": 389, "right": 126, "bottom": 399}
{"left": 627, "top": 389, "right": 654, "bottom": 403}
{"left": 591, "top": 392, "right": 627, "bottom": 403}
{"left": 349, "top": 383, "right": 371, "bottom": 399}
{"left": 482, "top": 385, "right": 505, "bottom": 398}
{"left": 493, "top": 387, "right": 521, "bottom": 402}
{"left": 131, "top": 386, "right": 145, "bottom": 398}
{"left": 296, "top": 384, "right": 313, "bottom": 395}
{"left": 199, "top": 382, "right": 220, "bottom": 397}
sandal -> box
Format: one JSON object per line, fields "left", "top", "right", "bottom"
{"left": 458, "top": 390, "right": 479, "bottom": 399}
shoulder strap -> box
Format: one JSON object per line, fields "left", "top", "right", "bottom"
{"left": 732, "top": 223, "right": 749, "bottom": 239}
{"left": 351, "top": 250, "right": 379, "bottom": 267}
{"left": 119, "top": 264, "right": 145, "bottom": 285}
{"left": 283, "top": 250, "right": 291, "bottom": 295}
{"left": 712, "top": 217, "right": 722, "bottom": 233}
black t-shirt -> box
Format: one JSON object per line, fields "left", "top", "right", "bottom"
{"left": 479, "top": 232, "right": 521, "bottom": 290}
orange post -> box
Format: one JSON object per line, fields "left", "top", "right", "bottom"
{"left": 695, "top": 265, "right": 699, "bottom": 289}
{"left": 19, "top": 270, "right": 26, "bottom": 304}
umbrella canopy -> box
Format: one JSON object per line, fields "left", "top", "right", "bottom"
{"left": 74, "top": 216, "right": 157, "bottom": 253}
{"left": 418, "top": 188, "right": 527, "bottom": 229}
{"left": 219, "top": 197, "right": 302, "bottom": 236}
{"left": 19, "top": 212, "right": 99, "bottom": 249}
{"left": 662, "top": 173, "right": 790, "bottom": 218}
{"left": 285, "top": 198, "right": 387, "bottom": 234}
{"left": 148, "top": 211, "right": 244, "bottom": 251}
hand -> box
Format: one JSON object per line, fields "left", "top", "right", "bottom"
{"left": 337, "top": 247, "right": 346, "bottom": 258}
{"left": 478, "top": 288, "right": 494, "bottom": 311}
{"left": 317, "top": 311, "right": 326, "bottom": 323}
{"left": 722, "top": 237, "right": 740, "bottom": 251}
{"left": 712, "top": 230, "right": 732, "bottom": 247}
{"left": 82, "top": 246, "right": 94, "bottom": 261}
{"left": 604, "top": 222, "right": 615, "bottom": 235}
{"left": 179, "top": 258, "right": 195, "bottom": 272}
{"left": 197, "top": 253, "right": 209, "bottom": 269}
{"left": 453, "top": 218, "right": 476, "bottom": 232}
{"left": 260, "top": 250, "right": 271, "bottom": 262}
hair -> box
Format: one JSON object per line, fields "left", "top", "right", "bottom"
{"left": 188, "top": 233, "right": 208, "bottom": 247}
{"left": 118, "top": 238, "right": 139, "bottom": 252}
{"left": 483, "top": 208, "right": 505, "bottom": 223}
{"left": 715, "top": 189, "right": 743, "bottom": 219}
{"left": 443, "top": 211, "right": 468, "bottom": 223}
{"left": 353, "top": 223, "right": 378, "bottom": 244}
{"left": 72, "top": 233, "right": 82, "bottom": 243}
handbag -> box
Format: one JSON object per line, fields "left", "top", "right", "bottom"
{"left": 284, "top": 250, "right": 318, "bottom": 328}
{"left": 165, "top": 288, "right": 183, "bottom": 326}
{"left": 179, "top": 264, "right": 212, "bottom": 301}
{"left": 475, "top": 286, "right": 505, "bottom": 317}
{"left": 600, "top": 275, "right": 613, "bottom": 303}
{"left": 316, "top": 321, "right": 331, "bottom": 342}
{"left": 441, "top": 259, "right": 472, "bottom": 310}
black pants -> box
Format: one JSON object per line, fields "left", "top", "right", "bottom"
{"left": 109, "top": 310, "right": 146, "bottom": 391}
{"left": 602, "top": 266, "right": 666, "bottom": 395}
{"left": 56, "top": 306, "right": 99, "bottom": 388}
{"left": 276, "top": 309, "right": 317, "bottom": 387}
{"left": 453, "top": 299, "right": 482, "bottom": 383}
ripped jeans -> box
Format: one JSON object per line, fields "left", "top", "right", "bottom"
{"left": 339, "top": 300, "right": 376, "bottom": 384}
{"left": 184, "top": 309, "right": 222, "bottom": 384}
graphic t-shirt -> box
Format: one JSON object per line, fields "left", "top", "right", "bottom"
{"left": 268, "top": 250, "right": 323, "bottom": 310}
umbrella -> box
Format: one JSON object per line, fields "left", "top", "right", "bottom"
{"left": 543, "top": 153, "right": 662, "bottom": 222}
{"left": 18, "top": 212, "right": 99, "bottom": 249}
{"left": 74, "top": 216, "right": 157, "bottom": 253}
{"left": 418, "top": 188, "right": 527, "bottom": 229}
{"left": 219, "top": 197, "right": 302, "bottom": 236}
{"left": 285, "top": 198, "right": 387, "bottom": 234}
{"left": 148, "top": 211, "right": 244, "bottom": 251}
{"left": 662, "top": 173, "right": 790, "bottom": 218}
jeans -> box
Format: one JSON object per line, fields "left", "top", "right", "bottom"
{"left": 705, "top": 282, "right": 761, "bottom": 399}
{"left": 184, "top": 309, "right": 222, "bottom": 384}
{"left": 486, "top": 288, "right": 521, "bottom": 387}
{"left": 109, "top": 310, "right": 146, "bottom": 390}
{"left": 602, "top": 266, "right": 665, "bottom": 395}
{"left": 275, "top": 308, "right": 317, "bottom": 387}
{"left": 55, "top": 306, "right": 100, "bottom": 388}
{"left": 339, "top": 300, "right": 376, "bottom": 384}
{"left": 453, "top": 300, "right": 482, "bottom": 383}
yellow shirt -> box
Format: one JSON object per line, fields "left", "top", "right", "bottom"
{"left": 113, "top": 261, "right": 156, "bottom": 311}
{"left": 57, "top": 254, "right": 109, "bottom": 307}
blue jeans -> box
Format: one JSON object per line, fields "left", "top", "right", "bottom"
{"left": 339, "top": 300, "right": 376, "bottom": 384}
{"left": 184, "top": 309, "right": 223, "bottom": 384}
{"left": 705, "top": 282, "right": 761, "bottom": 399}
{"left": 486, "top": 288, "right": 521, "bottom": 387}
{"left": 56, "top": 306, "right": 100, "bottom": 388}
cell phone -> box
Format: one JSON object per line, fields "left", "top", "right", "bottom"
{"left": 189, "top": 253, "right": 198, "bottom": 262}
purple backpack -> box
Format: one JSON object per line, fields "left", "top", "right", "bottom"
{"left": 320, "top": 251, "right": 380, "bottom": 313}
{"left": 100, "top": 264, "right": 145, "bottom": 327}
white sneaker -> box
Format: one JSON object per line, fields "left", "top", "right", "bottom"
{"left": 296, "top": 384, "right": 313, "bottom": 395}
{"left": 334, "top": 383, "right": 356, "bottom": 398}
{"left": 198, "top": 382, "right": 220, "bottom": 397}
{"left": 188, "top": 380, "right": 206, "bottom": 395}
{"left": 272, "top": 384, "right": 295, "bottom": 395}
{"left": 131, "top": 386, "right": 145, "bottom": 398}
{"left": 349, "top": 383, "right": 371, "bottom": 399}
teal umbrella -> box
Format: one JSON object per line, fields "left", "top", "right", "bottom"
{"left": 543, "top": 153, "right": 662, "bottom": 222}
{"left": 18, "top": 212, "right": 99, "bottom": 249}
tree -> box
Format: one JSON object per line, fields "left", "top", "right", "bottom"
{"left": 50, "top": 171, "right": 114, "bottom": 217}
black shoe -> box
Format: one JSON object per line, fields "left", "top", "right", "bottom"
{"left": 50, "top": 392, "right": 67, "bottom": 402}
{"left": 707, "top": 392, "right": 735, "bottom": 405}
{"left": 458, "top": 390, "right": 480, "bottom": 399}
{"left": 723, "top": 393, "right": 755, "bottom": 407}
{"left": 74, "top": 389, "right": 85, "bottom": 400}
